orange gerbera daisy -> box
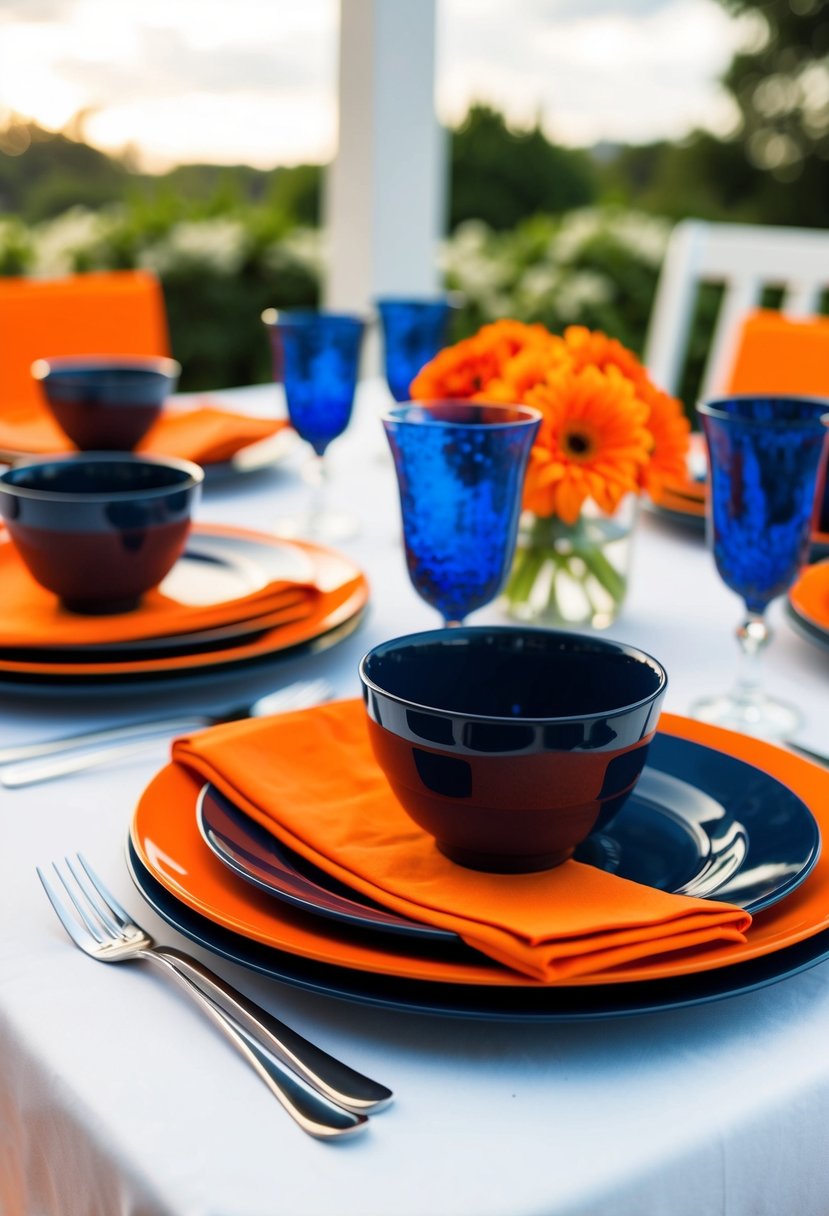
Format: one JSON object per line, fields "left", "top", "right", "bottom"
{"left": 563, "top": 325, "right": 650, "bottom": 391}
{"left": 637, "top": 383, "right": 692, "bottom": 494}
{"left": 474, "top": 338, "right": 572, "bottom": 404}
{"left": 523, "top": 365, "right": 651, "bottom": 524}
{"left": 411, "top": 319, "right": 559, "bottom": 402}
{"left": 409, "top": 333, "right": 503, "bottom": 400}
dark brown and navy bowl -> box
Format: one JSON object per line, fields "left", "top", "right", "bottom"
{"left": 32, "top": 355, "right": 181, "bottom": 451}
{"left": 359, "top": 626, "right": 668, "bottom": 873}
{"left": 0, "top": 453, "right": 203, "bottom": 613}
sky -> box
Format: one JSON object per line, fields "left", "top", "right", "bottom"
{"left": 0, "top": 0, "right": 754, "bottom": 172}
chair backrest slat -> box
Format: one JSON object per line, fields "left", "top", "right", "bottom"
{"left": 644, "top": 219, "right": 829, "bottom": 401}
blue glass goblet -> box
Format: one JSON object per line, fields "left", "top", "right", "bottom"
{"left": 691, "top": 394, "right": 829, "bottom": 739}
{"left": 376, "top": 297, "right": 456, "bottom": 402}
{"left": 262, "top": 309, "right": 365, "bottom": 542}
{"left": 382, "top": 401, "right": 541, "bottom": 626}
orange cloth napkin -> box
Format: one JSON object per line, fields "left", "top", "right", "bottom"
{"left": 0, "top": 528, "right": 318, "bottom": 647}
{"left": 0, "top": 401, "right": 286, "bottom": 466}
{"left": 726, "top": 310, "right": 829, "bottom": 397}
{"left": 172, "top": 699, "right": 752, "bottom": 982}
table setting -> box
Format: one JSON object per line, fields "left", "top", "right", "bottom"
{"left": 3, "top": 306, "right": 829, "bottom": 1216}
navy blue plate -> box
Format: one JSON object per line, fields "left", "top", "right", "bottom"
{"left": 126, "top": 837, "right": 829, "bottom": 1021}
{"left": 197, "top": 733, "right": 819, "bottom": 944}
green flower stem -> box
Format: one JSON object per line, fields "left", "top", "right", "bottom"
{"left": 504, "top": 543, "right": 548, "bottom": 606}
{"left": 569, "top": 538, "right": 628, "bottom": 604}
{"left": 504, "top": 505, "right": 634, "bottom": 626}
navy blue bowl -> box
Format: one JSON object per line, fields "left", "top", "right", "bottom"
{"left": 0, "top": 453, "right": 203, "bottom": 613}
{"left": 32, "top": 355, "right": 181, "bottom": 451}
{"left": 359, "top": 627, "right": 668, "bottom": 872}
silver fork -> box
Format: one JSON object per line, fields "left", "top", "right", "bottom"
{"left": 38, "top": 855, "right": 393, "bottom": 1138}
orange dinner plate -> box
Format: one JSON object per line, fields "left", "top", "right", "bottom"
{"left": 130, "top": 713, "right": 829, "bottom": 989}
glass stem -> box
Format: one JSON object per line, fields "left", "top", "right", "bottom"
{"left": 732, "top": 611, "right": 771, "bottom": 714}
{"left": 304, "top": 452, "right": 328, "bottom": 530}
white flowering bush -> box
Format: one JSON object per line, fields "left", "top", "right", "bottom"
{"left": 0, "top": 204, "right": 322, "bottom": 389}
{"left": 442, "top": 206, "right": 672, "bottom": 358}
{"left": 0, "top": 202, "right": 675, "bottom": 389}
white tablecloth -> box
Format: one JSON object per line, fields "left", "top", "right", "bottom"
{"left": 2, "top": 381, "right": 829, "bottom": 1216}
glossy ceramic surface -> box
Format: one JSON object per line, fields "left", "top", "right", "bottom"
{"left": 196, "top": 730, "right": 819, "bottom": 945}
{"left": 359, "top": 627, "right": 667, "bottom": 872}
{"left": 0, "top": 525, "right": 368, "bottom": 685}
{"left": 127, "top": 838, "right": 829, "bottom": 1021}
{"left": 128, "top": 712, "right": 829, "bottom": 990}
{"left": 699, "top": 396, "right": 829, "bottom": 614}
{"left": 0, "top": 453, "right": 202, "bottom": 612}
{"left": 376, "top": 297, "right": 455, "bottom": 402}
{"left": 33, "top": 355, "right": 181, "bottom": 451}
{"left": 382, "top": 402, "right": 540, "bottom": 625}
{"left": 262, "top": 311, "right": 365, "bottom": 456}
{"left": 0, "top": 528, "right": 314, "bottom": 660}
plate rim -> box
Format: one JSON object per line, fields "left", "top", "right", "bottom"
{"left": 128, "top": 713, "right": 829, "bottom": 990}
{"left": 195, "top": 732, "right": 820, "bottom": 941}
{"left": 0, "top": 525, "right": 368, "bottom": 683}
{"left": 125, "top": 837, "right": 829, "bottom": 1022}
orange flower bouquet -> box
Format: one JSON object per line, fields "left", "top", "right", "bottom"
{"left": 411, "top": 320, "right": 690, "bottom": 627}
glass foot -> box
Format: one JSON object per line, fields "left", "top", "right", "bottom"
{"left": 689, "top": 690, "right": 802, "bottom": 741}
{"left": 273, "top": 509, "right": 360, "bottom": 544}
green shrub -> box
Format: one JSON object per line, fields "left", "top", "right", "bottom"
{"left": 1, "top": 202, "right": 708, "bottom": 406}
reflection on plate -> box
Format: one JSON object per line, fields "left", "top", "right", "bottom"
{"left": 126, "top": 838, "right": 829, "bottom": 1022}
{"left": 0, "top": 528, "right": 368, "bottom": 688}
{"left": 196, "top": 733, "right": 819, "bottom": 947}
{"left": 203, "top": 426, "right": 299, "bottom": 482}
{"left": 0, "top": 529, "right": 316, "bottom": 661}
{"left": 128, "top": 714, "right": 829, "bottom": 990}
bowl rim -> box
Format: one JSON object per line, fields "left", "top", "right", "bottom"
{"left": 381, "top": 401, "right": 542, "bottom": 428}
{"left": 358, "top": 625, "right": 668, "bottom": 725}
{"left": 0, "top": 452, "right": 204, "bottom": 502}
{"left": 698, "top": 394, "right": 829, "bottom": 429}
{"left": 31, "top": 355, "right": 182, "bottom": 381}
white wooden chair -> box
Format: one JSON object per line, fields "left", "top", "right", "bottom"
{"left": 643, "top": 219, "right": 829, "bottom": 401}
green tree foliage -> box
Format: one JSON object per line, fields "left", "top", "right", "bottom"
{"left": 449, "top": 104, "right": 597, "bottom": 231}
{"left": 0, "top": 120, "right": 130, "bottom": 221}
{"left": 715, "top": 0, "right": 829, "bottom": 226}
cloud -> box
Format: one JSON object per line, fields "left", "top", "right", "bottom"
{"left": 0, "top": 0, "right": 76, "bottom": 18}
{"left": 54, "top": 25, "right": 329, "bottom": 104}
{"left": 438, "top": 0, "right": 743, "bottom": 145}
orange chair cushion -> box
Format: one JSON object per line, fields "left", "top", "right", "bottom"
{"left": 726, "top": 310, "right": 829, "bottom": 397}
{"left": 0, "top": 270, "right": 170, "bottom": 414}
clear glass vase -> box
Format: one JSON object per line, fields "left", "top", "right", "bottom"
{"left": 503, "top": 494, "right": 638, "bottom": 629}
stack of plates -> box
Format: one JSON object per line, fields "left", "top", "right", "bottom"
{"left": 0, "top": 523, "right": 368, "bottom": 692}
{"left": 127, "top": 711, "right": 829, "bottom": 1022}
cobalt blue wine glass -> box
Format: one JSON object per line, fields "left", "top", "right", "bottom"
{"left": 376, "top": 296, "right": 457, "bottom": 402}
{"left": 691, "top": 394, "right": 829, "bottom": 739}
{"left": 382, "top": 401, "right": 541, "bottom": 626}
{"left": 262, "top": 309, "right": 365, "bottom": 541}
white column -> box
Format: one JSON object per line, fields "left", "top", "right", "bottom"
{"left": 324, "top": 0, "right": 445, "bottom": 319}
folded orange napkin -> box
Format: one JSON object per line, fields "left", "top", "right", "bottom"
{"left": 0, "top": 528, "right": 318, "bottom": 648}
{"left": 172, "top": 699, "right": 752, "bottom": 982}
{"left": 0, "top": 401, "right": 286, "bottom": 466}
